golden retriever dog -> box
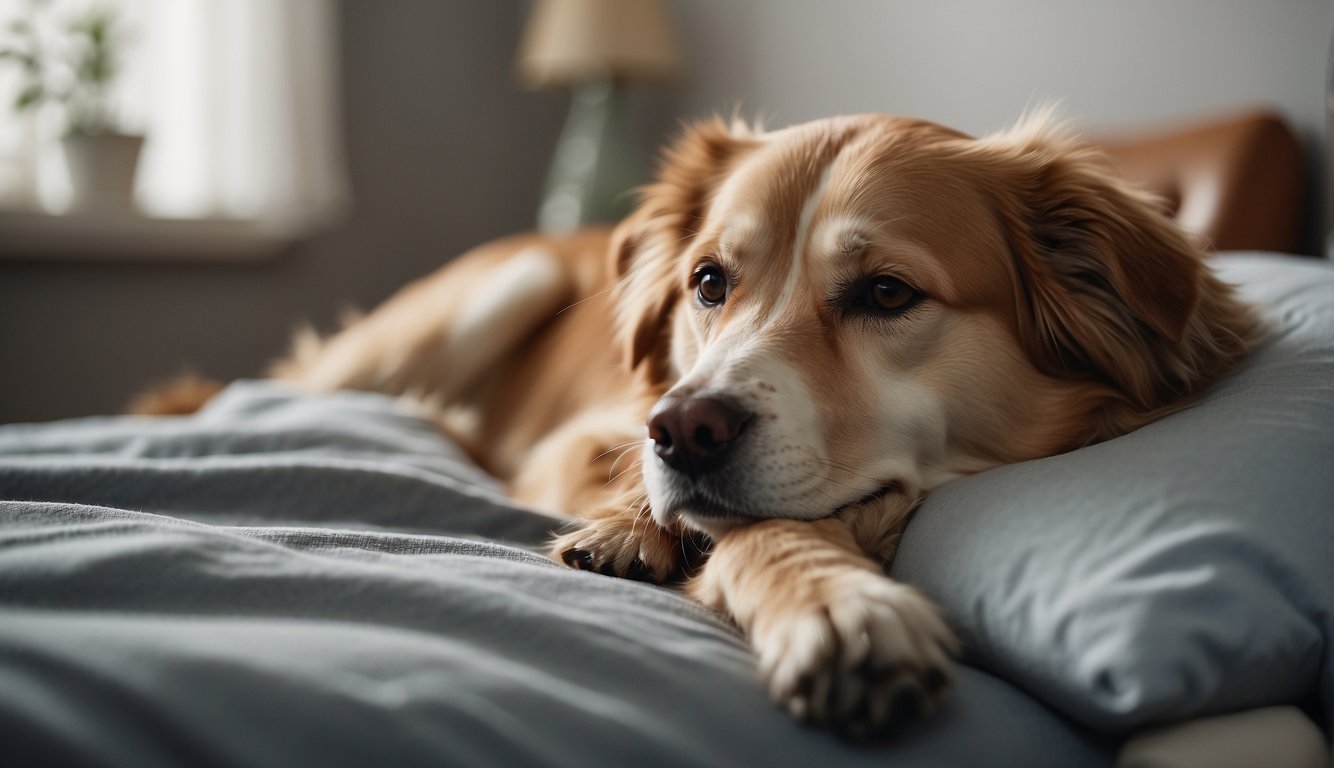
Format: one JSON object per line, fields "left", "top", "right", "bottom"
{"left": 143, "top": 112, "right": 1258, "bottom": 737}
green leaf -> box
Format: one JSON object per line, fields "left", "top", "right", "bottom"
{"left": 14, "top": 83, "right": 43, "bottom": 110}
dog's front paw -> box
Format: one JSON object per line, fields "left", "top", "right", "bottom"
{"left": 753, "top": 570, "right": 958, "bottom": 738}
{"left": 550, "top": 515, "right": 689, "bottom": 584}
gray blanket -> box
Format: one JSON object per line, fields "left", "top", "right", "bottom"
{"left": 0, "top": 383, "right": 1111, "bottom": 767}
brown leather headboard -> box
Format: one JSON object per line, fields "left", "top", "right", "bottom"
{"left": 1091, "top": 110, "right": 1306, "bottom": 254}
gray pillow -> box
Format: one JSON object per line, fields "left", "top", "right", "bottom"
{"left": 891, "top": 252, "right": 1334, "bottom": 737}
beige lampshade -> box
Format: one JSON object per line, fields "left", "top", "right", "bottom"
{"left": 516, "top": 0, "right": 682, "bottom": 88}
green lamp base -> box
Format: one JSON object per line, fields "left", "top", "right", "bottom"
{"left": 537, "top": 79, "right": 642, "bottom": 234}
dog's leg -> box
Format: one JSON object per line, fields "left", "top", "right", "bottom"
{"left": 279, "top": 242, "right": 572, "bottom": 402}
{"left": 688, "top": 516, "right": 957, "bottom": 738}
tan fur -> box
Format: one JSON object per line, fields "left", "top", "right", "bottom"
{"left": 146, "top": 113, "right": 1259, "bottom": 736}
{"left": 128, "top": 373, "right": 224, "bottom": 416}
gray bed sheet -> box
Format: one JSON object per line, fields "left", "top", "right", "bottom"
{"left": 0, "top": 383, "right": 1112, "bottom": 767}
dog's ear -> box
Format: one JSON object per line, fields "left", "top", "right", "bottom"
{"left": 610, "top": 118, "right": 759, "bottom": 383}
{"left": 979, "top": 118, "right": 1211, "bottom": 409}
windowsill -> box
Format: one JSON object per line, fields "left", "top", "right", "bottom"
{"left": 0, "top": 208, "right": 316, "bottom": 263}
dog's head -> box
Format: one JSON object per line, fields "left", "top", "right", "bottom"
{"left": 613, "top": 113, "right": 1254, "bottom": 538}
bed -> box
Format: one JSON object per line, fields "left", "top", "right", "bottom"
{"left": 2, "top": 114, "right": 1331, "bottom": 768}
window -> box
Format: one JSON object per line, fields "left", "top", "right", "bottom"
{"left": 0, "top": 0, "right": 348, "bottom": 241}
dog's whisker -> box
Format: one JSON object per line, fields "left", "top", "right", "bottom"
{"left": 799, "top": 469, "right": 885, "bottom": 510}
{"left": 797, "top": 469, "right": 855, "bottom": 495}
{"left": 819, "top": 466, "right": 879, "bottom": 486}
{"left": 555, "top": 287, "right": 614, "bottom": 317}
{"left": 605, "top": 458, "right": 644, "bottom": 488}
{"left": 809, "top": 484, "right": 842, "bottom": 505}
{"left": 810, "top": 466, "right": 861, "bottom": 487}
{"left": 593, "top": 440, "right": 642, "bottom": 464}
{"left": 606, "top": 446, "right": 643, "bottom": 482}
{"left": 628, "top": 494, "right": 652, "bottom": 543}
{"left": 816, "top": 457, "right": 881, "bottom": 484}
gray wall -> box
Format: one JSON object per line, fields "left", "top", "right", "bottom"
{"left": 2, "top": 0, "right": 1329, "bottom": 422}
{"left": 671, "top": 0, "right": 1330, "bottom": 139}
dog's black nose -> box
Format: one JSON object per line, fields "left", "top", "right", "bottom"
{"left": 648, "top": 396, "right": 751, "bottom": 477}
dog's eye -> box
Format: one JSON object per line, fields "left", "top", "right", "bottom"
{"left": 695, "top": 266, "right": 728, "bottom": 306}
{"left": 837, "top": 275, "right": 922, "bottom": 318}
{"left": 868, "top": 276, "right": 917, "bottom": 313}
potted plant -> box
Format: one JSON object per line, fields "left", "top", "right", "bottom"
{"left": 0, "top": 1, "right": 142, "bottom": 214}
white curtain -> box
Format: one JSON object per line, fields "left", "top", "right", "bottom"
{"left": 0, "top": 0, "right": 350, "bottom": 227}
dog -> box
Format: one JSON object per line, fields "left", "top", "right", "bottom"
{"left": 141, "top": 112, "right": 1259, "bottom": 737}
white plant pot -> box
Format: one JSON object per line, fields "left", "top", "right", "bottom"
{"left": 62, "top": 133, "right": 145, "bottom": 215}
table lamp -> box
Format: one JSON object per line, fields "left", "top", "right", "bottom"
{"left": 516, "top": 0, "right": 681, "bottom": 234}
